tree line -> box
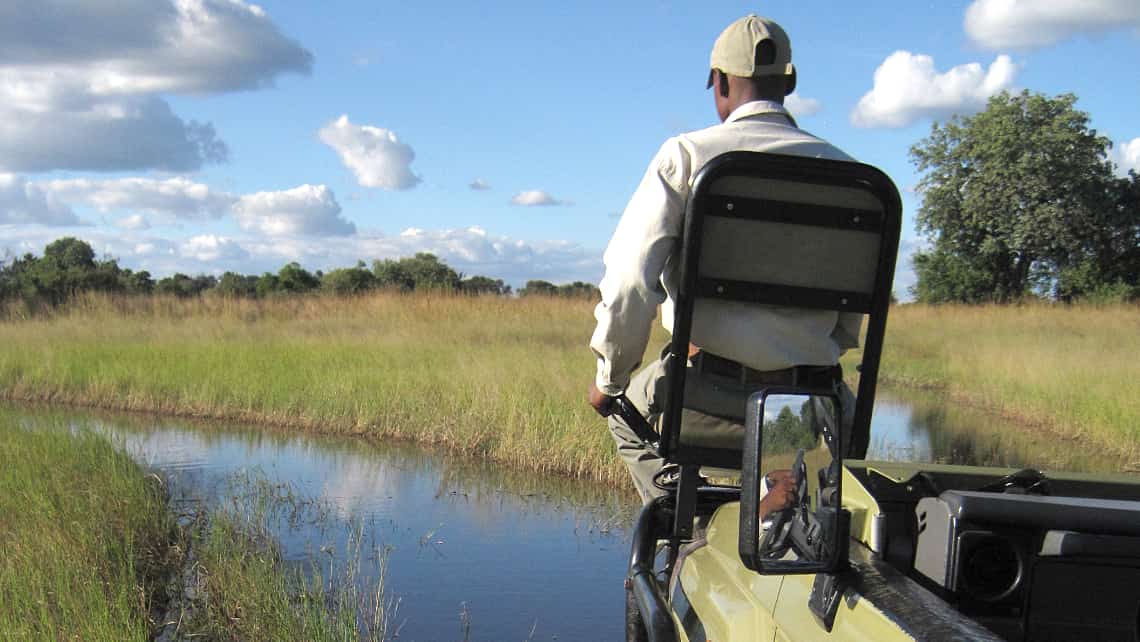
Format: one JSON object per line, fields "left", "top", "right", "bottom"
{"left": 0, "top": 238, "right": 600, "bottom": 305}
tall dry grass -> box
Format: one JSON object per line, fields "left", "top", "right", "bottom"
{"left": 872, "top": 303, "right": 1140, "bottom": 456}
{"left": 1, "top": 294, "right": 1135, "bottom": 480}
{"left": 0, "top": 292, "right": 634, "bottom": 484}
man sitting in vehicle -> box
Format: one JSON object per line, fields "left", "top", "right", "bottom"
{"left": 586, "top": 14, "right": 861, "bottom": 505}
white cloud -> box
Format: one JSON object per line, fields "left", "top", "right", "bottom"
{"left": 181, "top": 235, "right": 249, "bottom": 262}
{"left": 1113, "top": 138, "right": 1140, "bottom": 177}
{"left": 784, "top": 93, "right": 822, "bottom": 117}
{"left": 234, "top": 184, "right": 356, "bottom": 237}
{"left": 851, "top": 51, "right": 1017, "bottom": 128}
{"left": 42, "top": 176, "right": 236, "bottom": 220}
{"left": 116, "top": 214, "right": 150, "bottom": 231}
{"left": 0, "top": 174, "right": 80, "bottom": 225}
{"left": 318, "top": 115, "right": 420, "bottom": 190}
{"left": 965, "top": 0, "right": 1140, "bottom": 50}
{"left": 510, "top": 190, "right": 565, "bottom": 206}
{"left": 0, "top": 0, "right": 310, "bottom": 172}
{"left": 469, "top": 178, "right": 491, "bottom": 190}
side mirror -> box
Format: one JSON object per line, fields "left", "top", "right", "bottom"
{"left": 739, "top": 389, "right": 849, "bottom": 575}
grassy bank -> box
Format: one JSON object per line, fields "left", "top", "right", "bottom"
{"left": 0, "top": 415, "right": 391, "bottom": 640}
{"left": 0, "top": 294, "right": 1136, "bottom": 482}
{"left": 873, "top": 304, "right": 1140, "bottom": 456}
{"left": 0, "top": 418, "right": 180, "bottom": 640}
{"left": 0, "top": 292, "right": 629, "bottom": 484}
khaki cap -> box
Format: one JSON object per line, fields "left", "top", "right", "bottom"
{"left": 706, "top": 15, "right": 795, "bottom": 89}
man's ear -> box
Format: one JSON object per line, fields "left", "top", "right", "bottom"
{"left": 785, "top": 69, "right": 797, "bottom": 96}
{"left": 718, "top": 70, "right": 730, "bottom": 98}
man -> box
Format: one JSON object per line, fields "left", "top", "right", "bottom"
{"left": 587, "top": 15, "right": 861, "bottom": 504}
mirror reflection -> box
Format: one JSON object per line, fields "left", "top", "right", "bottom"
{"left": 757, "top": 393, "right": 840, "bottom": 563}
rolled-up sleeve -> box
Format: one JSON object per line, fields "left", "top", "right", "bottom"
{"left": 590, "top": 138, "right": 690, "bottom": 395}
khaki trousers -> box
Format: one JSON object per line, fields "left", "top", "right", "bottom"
{"left": 608, "top": 347, "right": 854, "bottom": 503}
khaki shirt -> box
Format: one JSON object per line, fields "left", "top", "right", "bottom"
{"left": 591, "top": 100, "right": 863, "bottom": 395}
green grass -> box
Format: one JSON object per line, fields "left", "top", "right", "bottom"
{"left": 0, "top": 413, "right": 393, "bottom": 641}
{"left": 0, "top": 417, "right": 180, "bottom": 640}
{"left": 868, "top": 303, "right": 1140, "bottom": 456}
{"left": 1, "top": 294, "right": 1136, "bottom": 483}
{"left": 0, "top": 292, "right": 632, "bottom": 485}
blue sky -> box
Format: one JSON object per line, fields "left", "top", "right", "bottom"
{"left": 2, "top": 0, "right": 1138, "bottom": 296}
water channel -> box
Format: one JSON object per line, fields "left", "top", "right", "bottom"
{"left": 7, "top": 388, "right": 1135, "bottom": 640}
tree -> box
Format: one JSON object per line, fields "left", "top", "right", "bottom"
{"left": 216, "top": 272, "right": 258, "bottom": 298}
{"left": 255, "top": 273, "right": 281, "bottom": 298}
{"left": 156, "top": 273, "right": 216, "bottom": 297}
{"left": 276, "top": 262, "right": 319, "bottom": 294}
{"left": 372, "top": 253, "right": 460, "bottom": 291}
{"left": 556, "top": 281, "right": 600, "bottom": 299}
{"left": 321, "top": 262, "right": 376, "bottom": 295}
{"left": 460, "top": 275, "right": 511, "bottom": 295}
{"left": 517, "top": 280, "right": 558, "bottom": 297}
{"left": 909, "top": 90, "right": 1138, "bottom": 303}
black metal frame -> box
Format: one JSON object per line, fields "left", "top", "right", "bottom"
{"left": 656, "top": 151, "right": 902, "bottom": 465}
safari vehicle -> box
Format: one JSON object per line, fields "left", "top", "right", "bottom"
{"left": 617, "top": 152, "right": 1140, "bottom": 641}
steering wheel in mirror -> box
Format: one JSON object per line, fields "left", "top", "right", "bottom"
{"left": 759, "top": 448, "right": 809, "bottom": 559}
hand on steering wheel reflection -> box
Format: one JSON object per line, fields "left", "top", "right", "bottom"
{"left": 759, "top": 448, "right": 809, "bottom": 559}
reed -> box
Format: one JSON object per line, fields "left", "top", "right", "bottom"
{"left": 0, "top": 412, "right": 396, "bottom": 640}
{"left": 1, "top": 293, "right": 1135, "bottom": 482}
{"left": 0, "top": 417, "right": 180, "bottom": 639}
{"left": 870, "top": 303, "right": 1140, "bottom": 456}
{"left": 0, "top": 292, "right": 632, "bottom": 484}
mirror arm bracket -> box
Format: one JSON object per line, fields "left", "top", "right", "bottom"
{"left": 672, "top": 465, "right": 701, "bottom": 539}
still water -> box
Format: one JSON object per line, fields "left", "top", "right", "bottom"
{"left": 8, "top": 387, "right": 1133, "bottom": 641}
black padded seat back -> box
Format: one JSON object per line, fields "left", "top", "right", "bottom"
{"left": 700, "top": 176, "right": 884, "bottom": 298}
{"left": 658, "top": 152, "right": 901, "bottom": 468}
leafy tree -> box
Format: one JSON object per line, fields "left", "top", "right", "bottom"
{"left": 216, "top": 272, "right": 258, "bottom": 298}
{"left": 276, "top": 262, "right": 319, "bottom": 294}
{"left": 255, "top": 273, "right": 281, "bottom": 298}
{"left": 321, "top": 262, "right": 377, "bottom": 295}
{"left": 372, "top": 259, "right": 415, "bottom": 291}
{"left": 372, "top": 253, "right": 460, "bottom": 291}
{"left": 762, "top": 405, "right": 817, "bottom": 455}
{"left": 460, "top": 275, "right": 511, "bottom": 295}
{"left": 401, "top": 253, "right": 461, "bottom": 290}
{"left": 155, "top": 273, "right": 216, "bottom": 297}
{"left": 909, "top": 90, "right": 1138, "bottom": 303}
{"left": 517, "top": 280, "right": 558, "bottom": 297}
{"left": 556, "top": 281, "right": 600, "bottom": 299}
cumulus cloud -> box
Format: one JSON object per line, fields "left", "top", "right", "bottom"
{"left": 234, "top": 184, "right": 356, "bottom": 237}
{"left": 181, "top": 235, "right": 249, "bottom": 262}
{"left": 0, "top": 0, "right": 311, "bottom": 172}
{"left": 785, "top": 93, "right": 822, "bottom": 117}
{"left": 469, "top": 178, "right": 491, "bottom": 190}
{"left": 0, "top": 174, "right": 80, "bottom": 225}
{"left": 42, "top": 176, "right": 236, "bottom": 220}
{"left": 965, "top": 0, "right": 1140, "bottom": 50}
{"left": 1113, "top": 138, "right": 1140, "bottom": 177}
{"left": 318, "top": 115, "right": 420, "bottom": 190}
{"left": 851, "top": 51, "right": 1017, "bottom": 128}
{"left": 510, "top": 190, "right": 565, "bottom": 206}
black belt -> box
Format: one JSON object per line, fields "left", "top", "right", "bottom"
{"left": 695, "top": 351, "right": 841, "bottom": 388}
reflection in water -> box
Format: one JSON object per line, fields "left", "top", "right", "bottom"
{"left": 4, "top": 403, "right": 633, "bottom": 642}
{"left": 869, "top": 388, "right": 1137, "bottom": 474}
{"left": 10, "top": 388, "right": 1134, "bottom": 638}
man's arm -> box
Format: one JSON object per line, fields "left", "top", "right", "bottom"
{"left": 588, "top": 138, "right": 691, "bottom": 412}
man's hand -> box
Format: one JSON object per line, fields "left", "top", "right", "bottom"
{"left": 758, "top": 469, "right": 796, "bottom": 521}
{"left": 587, "top": 382, "right": 616, "bottom": 417}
